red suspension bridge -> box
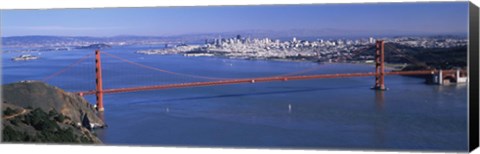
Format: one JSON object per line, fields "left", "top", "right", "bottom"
{"left": 42, "top": 40, "right": 467, "bottom": 112}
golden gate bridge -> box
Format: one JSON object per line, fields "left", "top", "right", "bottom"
{"left": 41, "top": 40, "right": 467, "bottom": 112}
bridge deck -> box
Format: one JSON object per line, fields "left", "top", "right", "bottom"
{"left": 76, "top": 69, "right": 455, "bottom": 96}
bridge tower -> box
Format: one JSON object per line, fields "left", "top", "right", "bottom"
{"left": 373, "top": 40, "right": 387, "bottom": 90}
{"left": 95, "top": 50, "right": 105, "bottom": 112}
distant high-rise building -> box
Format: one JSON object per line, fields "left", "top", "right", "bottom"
{"left": 369, "top": 37, "right": 375, "bottom": 43}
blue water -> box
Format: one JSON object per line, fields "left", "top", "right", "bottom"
{"left": 2, "top": 45, "right": 468, "bottom": 152}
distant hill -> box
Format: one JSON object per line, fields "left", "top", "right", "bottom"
{"left": 1, "top": 35, "right": 170, "bottom": 48}
{"left": 76, "top": 43, "right": 112, "bottom": 49}
{"left": 1, "top": 31, "right": 467, "bottom": 48}
{"left": 351, "top": 43, "right": 467, "bottom": 70}
{"left": 2, "top": 81, "right": 105, "bottom": 143}
{"left": 1, "top": 35, "right": 164, "bottom": 44}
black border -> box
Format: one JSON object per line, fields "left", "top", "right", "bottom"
{"left": 469, "top": 1, "right": 479, "bottom": 152}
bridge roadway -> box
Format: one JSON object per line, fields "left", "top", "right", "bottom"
{"left": 75, "top": 69, "right": 457, "bottom": 96}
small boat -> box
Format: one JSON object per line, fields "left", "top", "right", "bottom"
{"left": 12, "top": 54, "right": 39, "bottom": 61}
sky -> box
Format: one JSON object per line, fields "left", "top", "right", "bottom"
{"left": 0, "top": 2, "right": 469, "bottom": 37}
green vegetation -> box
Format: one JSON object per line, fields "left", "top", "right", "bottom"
{"left": 2, "top": 108, "right": 94, "bottom": 143}
{"left": 352, "top": 43, "right": 467, "bottom": 70}
{"left": 3, "top": 107, "right": 20, "bottom": 116}
{"left": 2, "top": 81, "right": 104, "bottom": 144}
{"left": 24, "top": 108, "right": 59, "bottom": 131}
{"left": 10, "top": 116, "right": 22, "bottom": 126}
{"left": 2, "top": 126, "right": 31, "bottom": 142}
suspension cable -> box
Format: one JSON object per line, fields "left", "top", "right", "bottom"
{"left": 42, "top": 53, "right": 93, "bottom": 82}
{"left": 102, "top": 51, "right": 229, "bottom": 80}
{"left": 101, "top": 51, "right": 355, "bottom": 80}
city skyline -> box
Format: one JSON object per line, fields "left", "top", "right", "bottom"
{"left": 1, "top": 2, "right": 469, "bottom": 37}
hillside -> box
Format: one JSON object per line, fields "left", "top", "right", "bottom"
{"left": 75, "top": 43, "right": 112, "bottom": 49}
{"left": 2, "top": 81, "right": 105, "bottom": 143}
{"left": 351, "top": 43, "right": 467, "bottom": 70}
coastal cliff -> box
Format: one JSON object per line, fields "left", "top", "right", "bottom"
{"left": 2, "top": 81, "right": 105, "bottom": 143}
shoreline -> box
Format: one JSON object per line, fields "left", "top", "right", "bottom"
{"left": 138, "top": 52, "right": 405, "bottom": 70}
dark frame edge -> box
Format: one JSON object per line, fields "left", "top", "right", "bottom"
{"left": 469, "top": 1, "right": 480, "bottom": 152}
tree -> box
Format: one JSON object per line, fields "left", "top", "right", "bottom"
{"left": 3, "top": 107, "right": 17, "bottom": 116}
